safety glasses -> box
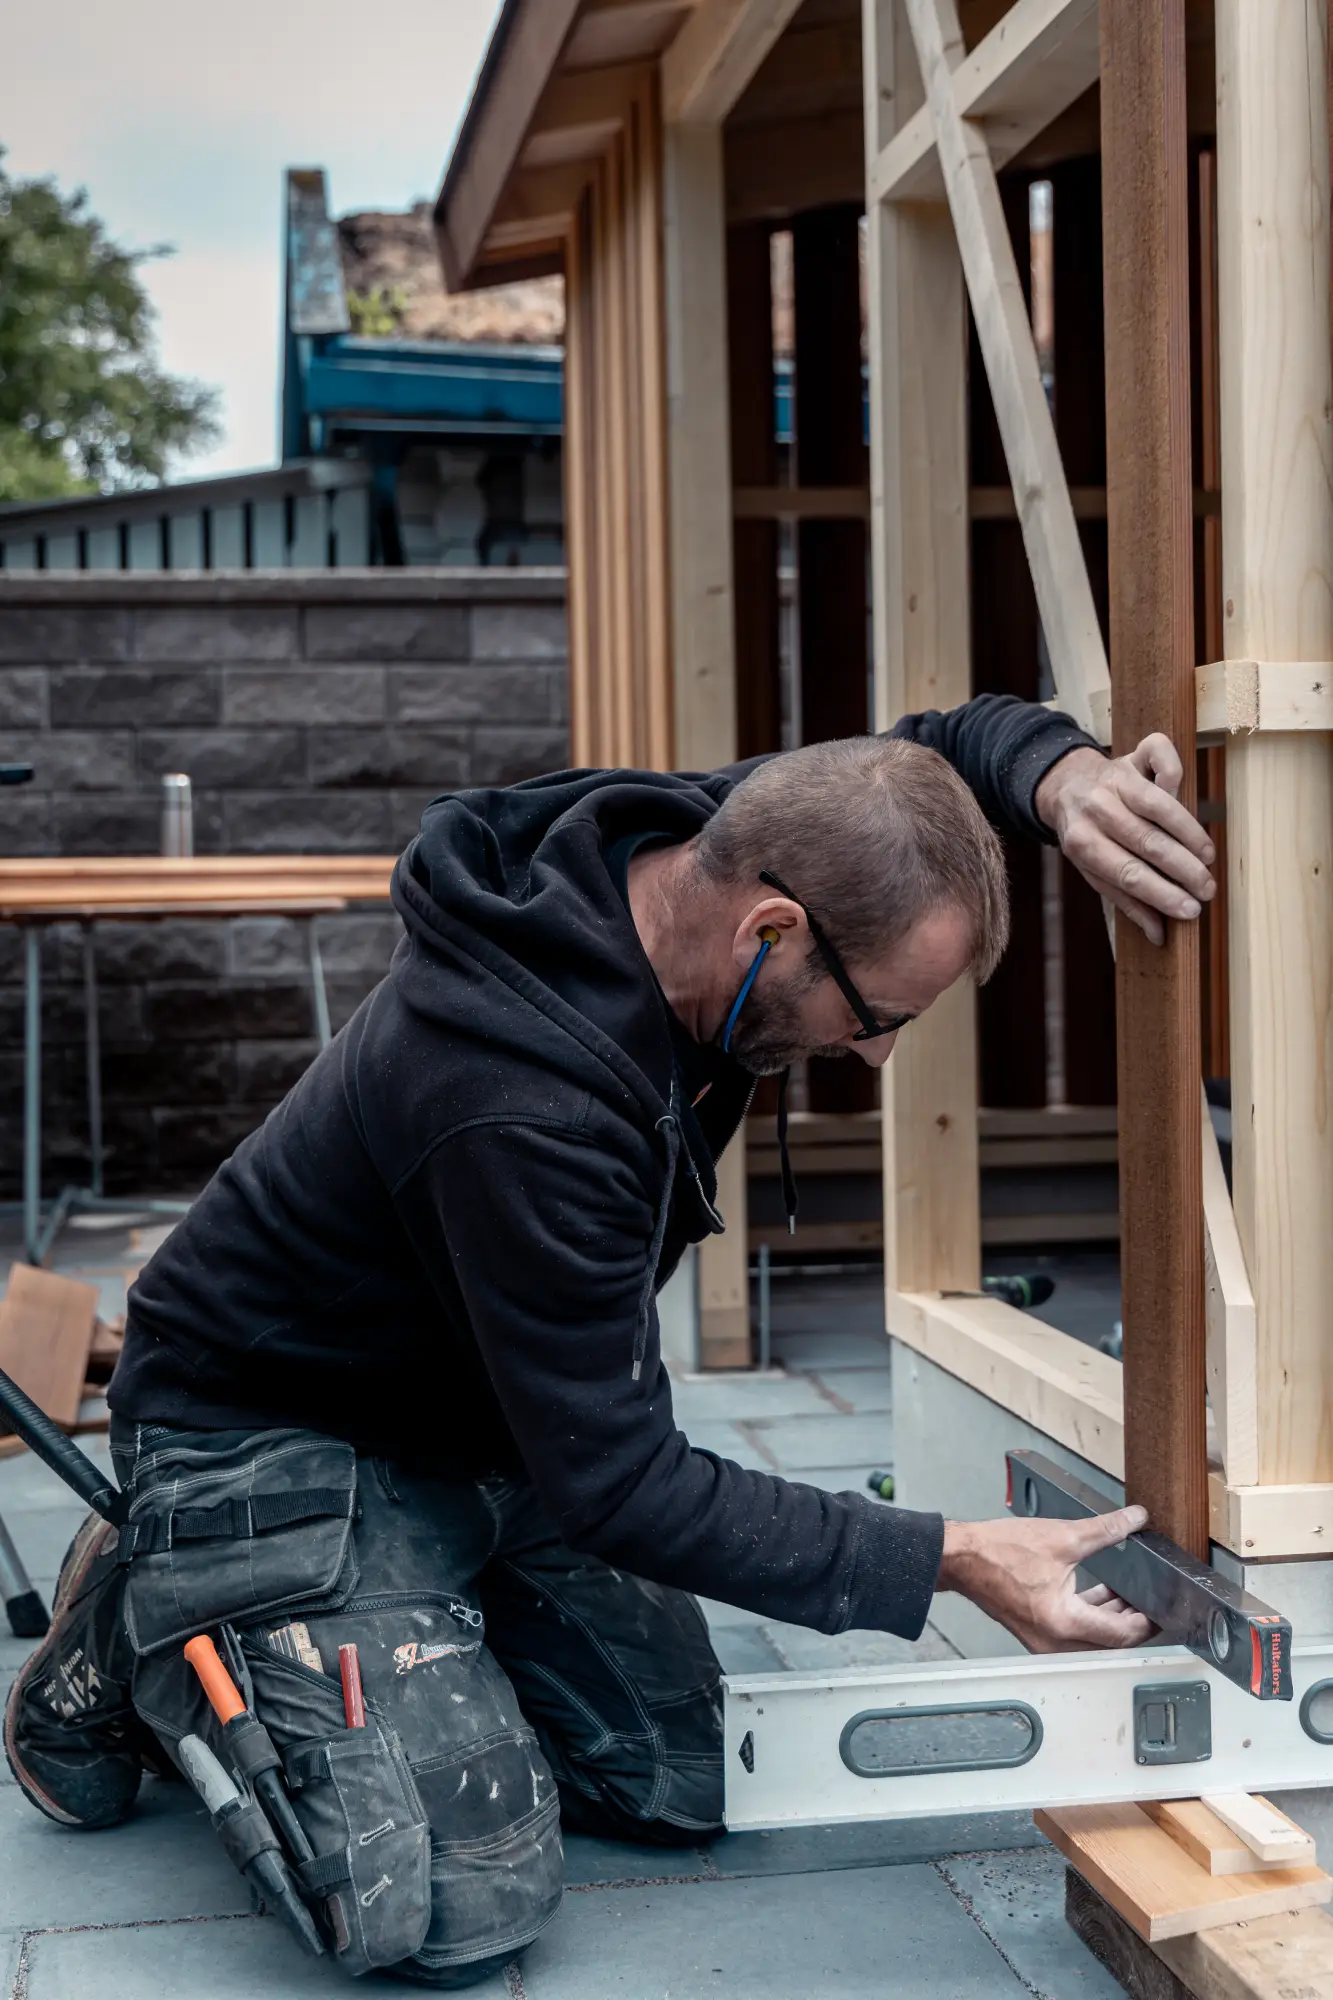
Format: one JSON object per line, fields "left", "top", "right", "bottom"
{"left": 758, "top": 868, "right": 914, "bottom": 1042}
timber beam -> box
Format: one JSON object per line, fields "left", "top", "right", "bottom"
{"left": 662, "top": 0, "right": 806, "bottom": 124}
{"left": 870, "top": 0, "right": 1100, "bottom": 205}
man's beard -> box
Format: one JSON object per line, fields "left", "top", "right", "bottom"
{"left": 725, "top": 987, "right": 848, "bottom": 1077}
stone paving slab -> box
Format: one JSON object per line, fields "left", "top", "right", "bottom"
{"left": 806, "top": 1367, "right": 893, "bottom": 1414}
{"left": 709, "top": 1819, "right": 1041, "bottom": 1879}
{"left": 562, "top": 1834, "right": 714, "bottom": 1887}
{"left": 522, "top": 1864, "right": 1026, "bottom": 1997}
{"left": 746, "top": 1414, "right": 891, "bottom": 1471}
{"left": 939, "top": 1847, "right": 1124, "bottom": 1999}
{"left": 756, "top": 1617, "right": 959, "bottom": 1673}
{"left": 17, "top": 1912, "right": 419, "bottom": 2000}
{"left": 0, "top": 1777, "right": 250, "bottom": 1933}
{"left": 667, "top": 1373, "right": 829, "bottom": 1426}
{"left": 709, "top": 1625, "right": 788, "bottom": 1674}
{"left": 0, "top": 1503, "right": 85, "bottom": 1580}
{"left": 772, "top": 1329, "right": 891, "bottom": 1371}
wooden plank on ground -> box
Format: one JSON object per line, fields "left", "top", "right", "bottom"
{"left": 1067, "top": 1867, "right": 1333, "bottom": 2000}
{"left": 1201, "top": 1795, "right": 1316, "bottom": 1869}
{"left": 1142, "top": 1798, "right": 1306, "bottom": 1878}
{"left": 1036, "top": 1802, "right": 1331, "bottom": 1942}
{"left": 1100, "top": 0, "right": 1206, "bottom": 1557}
{"left": 0, "top": 1264, "right": 99, "bottom": 1430}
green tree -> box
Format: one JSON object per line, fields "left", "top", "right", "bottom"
{"left": 0, "top": 149, "right": 220, "bottom": 501}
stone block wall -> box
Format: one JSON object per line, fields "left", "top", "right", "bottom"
{"left": 0, "top": 571, "right": 569, "bottom": 1195}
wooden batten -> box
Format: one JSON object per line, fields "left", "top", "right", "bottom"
{"left": 1216, "top": 0, "right": 1333, "bottom": 1486}
{"left": 562, "top": 67, "right": 674, "bottom": 772}
{"left": 865, "top": 0, "right": 981, "bottom": 1297}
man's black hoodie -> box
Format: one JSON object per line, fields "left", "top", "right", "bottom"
{"left": 113, "top": 693, "right": 1096, "bottom": 1640}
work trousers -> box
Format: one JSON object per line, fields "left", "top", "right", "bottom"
{"left": 109, "top": 1420, "right": 725, "bottom": 1986}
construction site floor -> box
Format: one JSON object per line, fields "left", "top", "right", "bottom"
{"left": 0, "top": 1216, "right": 1127, "bottom": 1998}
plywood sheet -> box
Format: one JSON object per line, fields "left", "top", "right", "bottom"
{"left": 0, "top": 1264, "right": 99, "bottom": 1430}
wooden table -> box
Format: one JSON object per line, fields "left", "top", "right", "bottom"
{"left": 1, "top": 857, "right": 396, "bottom": 1264}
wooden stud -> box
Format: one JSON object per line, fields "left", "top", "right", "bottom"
{"left": 1203, "top": 1093, "right": 1259, "bottom": 1490}
{"left": 900, "top": 0, "right": 1112, "bottom": 745}
{"left": 1216, "top": 0, "right": 1333, "bottom": 1486}
{"left": 1100, "top": 0, "right": 1206, "bottom": 1555}
{"left": 871, "top": 0, "right": 1101, "bottom": 205}
{"left": 662, "top": 0, "right": 806, "bottom": 125}
{"left": 727, "top": 222, "right": 783, "bottom": 761}
{"left": 865, "top": 0, "right": 981, "bottom": 1297}
{"left": 886, "top": 1289, "right": 1124, "bottom": 1476}
{"left": 663, "top": 119, "right": 738, "bottom": 772}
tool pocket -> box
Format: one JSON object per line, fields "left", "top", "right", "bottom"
{"left": 120, "top": 1428, "right": 359, "bottom": 1657}
{"left": 246, "top": 1645, "right": 432, "bottom": 1977}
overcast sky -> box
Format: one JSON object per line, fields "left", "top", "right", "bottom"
{"left": 1, "top": 0, "right": 503, "bottom": 478}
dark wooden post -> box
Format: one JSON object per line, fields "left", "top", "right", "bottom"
{"left": 1100, "top": 0, "right": 1207, "bottom": 1553}
{"left": 792, "top": 203, "right": 874, "bottom": 1114}
{"left": 791, "top": 204, "right": 869, "bottom": 746}
{"left": 727, "top": 221, "right": 782, "bottom": 762}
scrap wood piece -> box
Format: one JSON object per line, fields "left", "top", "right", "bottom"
{"left": 1143, "top": 1798, "right": 1309, "bottom": 1878}
{"left": 85, "top": 1316, "right": 125, "bottom": 1386}
{"left": 1067, "top": 1868, "right": 1333, "bottom": 2000}
{"left": 1201, "top": 1794, "right": 1315, "bottom": 1868}
{"left": 0, "top": 1263, "right": 98, "bottom": 1430}
{"left": 1036, "top": 1802, "right": 1331, "bottom": 1942}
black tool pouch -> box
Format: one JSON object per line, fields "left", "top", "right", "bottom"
{"left": 245, "top": 1643, "right": 432, "bottom": 1977}
{"left": 117, "top": 1428, "right": 431, "bottom": 1977}
{"left": 119, "top": 1429, "right": 359, "bottom": 1656}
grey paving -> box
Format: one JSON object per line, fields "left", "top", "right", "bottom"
{"left": 562, "top": 1835, "right": 715, "bottom": 1887}
{"left": 667, "top": 1373, "right": 828, "bottom": 1426}
{"left": 772, "top": 1329, "right": 892, "bottom": 1371}
{"left": 677, "top": 1422, "right": 778, "bottom": 1471}
{"left": 804, "top": 1367, "right": 893, "bottom": 1414}
{"left": 756, "top": 1617, "right": 960, "bottom": 1672}
{"left": 710, "top": 1819, "right": 1042, "bottom": 1879}
{"left": 523, "top": 1865, "right": 1027, "bottom": 1997}
{"left": 742, "top": 1414, "right": 891, "bottom": 1471}
{"left": 939, "top": 1847, "right": 1126, "bottom": 1999}
{"left": 18, "top": 1912, "right": 454, "bottom": 1999}
{"left": 0, "top": 1778, "right": 250, "bottom": 1932}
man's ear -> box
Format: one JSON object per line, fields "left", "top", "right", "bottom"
{"left": 731, "top": 897, "right": 804, "bottom": 973}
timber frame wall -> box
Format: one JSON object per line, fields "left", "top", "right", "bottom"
{"left": 434, "top": 0, "right": 1333, "bottom": 1556}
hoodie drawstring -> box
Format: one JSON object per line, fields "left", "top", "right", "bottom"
{"left": 776, "top": 1068, "right": 798, "bottom": 1236}
{"left": 632, "top": 1101, "right": 682, "bottom": 1382}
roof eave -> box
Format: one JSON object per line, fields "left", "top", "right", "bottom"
{"left": 434, "top": 0, "right": 583, "bottom": 292}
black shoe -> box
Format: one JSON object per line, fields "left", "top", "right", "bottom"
{"left": 4, "top": 1509, "right": 142, "bottom": 1828}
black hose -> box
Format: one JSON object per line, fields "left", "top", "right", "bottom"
{"left": 0, "top": 1363, "right": 127, "bottom": 1525}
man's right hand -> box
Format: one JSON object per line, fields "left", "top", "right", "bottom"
{"left": 937, "top": 1505, "right": 1152, "bottom": 1652}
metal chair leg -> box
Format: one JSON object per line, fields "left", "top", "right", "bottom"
{"left": 308, "top": 918, "right": 332, "bottom": 1050}
{"left": 0, "top": 1511, "right": 49, "bottom": 1638}
{"left": 22, "top": 927, "right": 41, "bottom": 1266}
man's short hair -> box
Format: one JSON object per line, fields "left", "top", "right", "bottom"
{"left": 694, "top": 736, "right": 1010, "bottom": 982}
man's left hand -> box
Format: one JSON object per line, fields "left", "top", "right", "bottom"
{"left": 1034, "top": 735, "right": 1216, "bottom": 946}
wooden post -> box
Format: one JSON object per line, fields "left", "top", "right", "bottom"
{"left": 663, "top": 116, "right": 751, "bottom": 1368}
{"left": 1216, "top": 0, "right": 1333, "bottom": 1485}
{"left": 864, "top": 0, "right": 980, "bottom": 1296}
{"left": 727, "top": 220, "right": 782, "bottom": 762}
{"left": 1100, "top": 0, "right": 1207, "bottom": 1553}
{"left": 792, "top": 201, "right": 875, "bottom": 1115}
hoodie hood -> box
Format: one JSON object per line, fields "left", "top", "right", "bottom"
{"left": 390, "top": 766, "right": 730, "bottom": 1121}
